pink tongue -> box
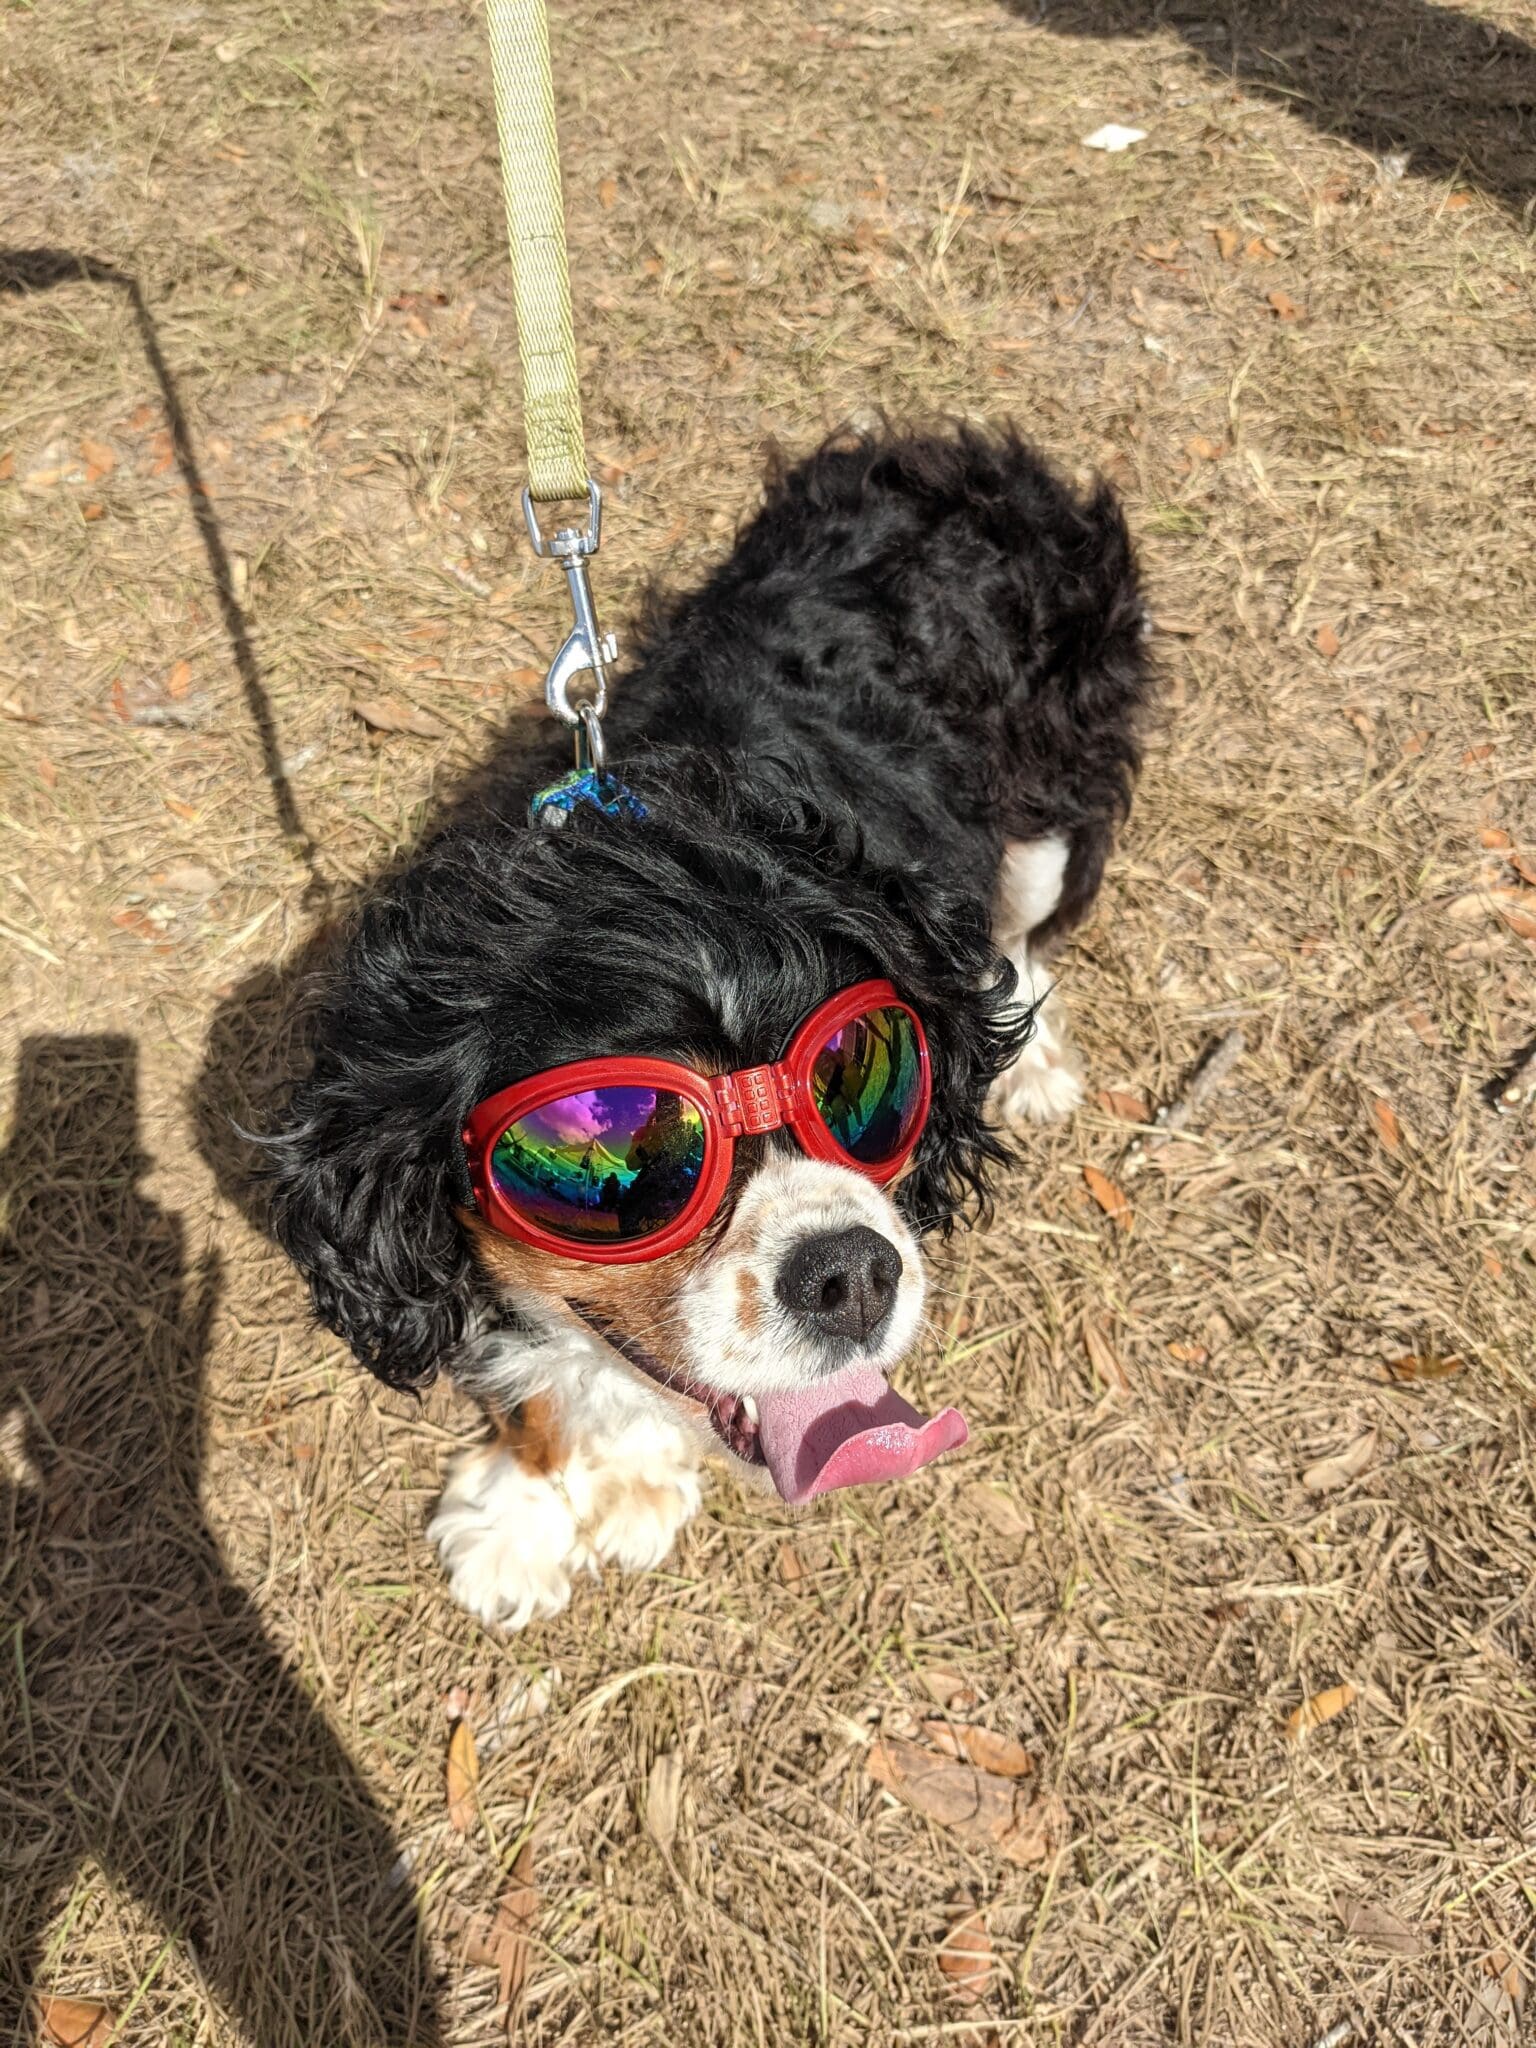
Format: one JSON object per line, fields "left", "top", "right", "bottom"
{"left": 753, "top": 1366, "right": 968, "bottom": 1505}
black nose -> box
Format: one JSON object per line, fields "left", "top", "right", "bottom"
{"left": 775, "top": 1225, "right": 902, "bottom": 1348}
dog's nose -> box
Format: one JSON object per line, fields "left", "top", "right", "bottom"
{"left": 775, "top": 1225, "right": 902, "bottom": 1347}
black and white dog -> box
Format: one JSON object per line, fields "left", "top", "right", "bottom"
{"left": 268, "top": 426, "right": 1150, "bottom": 1628}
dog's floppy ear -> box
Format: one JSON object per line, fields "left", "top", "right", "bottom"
{"left": 264, "top": 1012, "right": 480, "bottom": 1393}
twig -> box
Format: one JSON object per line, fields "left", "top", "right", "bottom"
{"left": 1130, "top": 1029, "right": 1246, "bottom": 1159}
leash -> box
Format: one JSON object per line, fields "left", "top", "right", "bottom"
{"left": 484, "top": 0, "right": 630, "bottom": 817}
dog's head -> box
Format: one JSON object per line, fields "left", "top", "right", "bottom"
{"left": 265, "top": 759, "right": 1028, "bottom": 1494}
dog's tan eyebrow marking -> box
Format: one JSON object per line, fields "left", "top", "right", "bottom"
{"left": 735, "top": 1268, "right": 762, "bottom": 1336}
{"left": 491, "top": 1394, "right": 565, "bottom": 1477}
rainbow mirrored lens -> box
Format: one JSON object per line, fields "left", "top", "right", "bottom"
{"left": 490, "top": 1087, "right": 707, "bottom": 1244}
{"left": 810, "top": 1005, "right": 924, "bottom": 1165}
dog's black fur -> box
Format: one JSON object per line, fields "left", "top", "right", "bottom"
{"left": 267, "top": 426, "right": 1151, "bottom": 1390}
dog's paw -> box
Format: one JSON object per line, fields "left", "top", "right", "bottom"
{"left": 990, "top": 1047, "right": 1085, "bottom": 1126}
{"left": 428, "top": 1444, "right": 584, "bottom": 1631}
{"left": 585, "top": 1467, "right": 702, "bottom": 1575}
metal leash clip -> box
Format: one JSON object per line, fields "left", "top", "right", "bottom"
{"left": 522, "top": 479, "right": 618, "bottom": 767}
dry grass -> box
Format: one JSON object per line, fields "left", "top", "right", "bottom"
{"left": 3, "top": 0, "right": 1536, "bottom": 2042}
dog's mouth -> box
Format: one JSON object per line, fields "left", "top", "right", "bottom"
{"left": 572, "top": 1304, "right": 968, "bottom": 1504}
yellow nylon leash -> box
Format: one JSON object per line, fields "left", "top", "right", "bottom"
{"left": 484, "top": 0, "right": 617, "bottom": 750}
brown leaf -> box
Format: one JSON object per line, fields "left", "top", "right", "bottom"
{"left": 0, "top": 449, "right": 14, "bottom": 481}
{"left": 1385, "top": 1352, "right": 1464, "bottom": 1382}
{"left": 35, "top": 1998, "right": 115, "bottom": 2047}
{"left": 1314, "top": 621, "right": 1342, "bottom": 658}
{"left": 79, "top": 435, "right": 116, "bottom": 480}
{"left": 1372, "top": 1098, "right": 1401, "bottom": 1154}
{"left": 494, "top": 1838, "right": 539, "bottom": 2018}
{"left": 37, "top": 755, "right": 58, "bottom": 788}
{"left": 1302, "top": 1430, "right": 1376, "bottom": 1495}
{"left": 936, "top": 1907, "right": 992, "bottom": 2004}
{"left": 1445, "top": 191, "right": 1473, "bottom": 211}
{"left": 1479, "top": 826, "right": 1512, "bottom": 850}
{"left": 645, "top": 1748, "right": 682, "bottom": 1853}
{"left": 777, "top": 1540, "right": 806, "bottom": 1587}
{"left": 1083, "top": 1166, "right": 1133, "bottom": 1230}
{"left": 446, "top": 1717, "right": 479, "bottom": 1832}
{"left": 164, "top": 796, "right": 200, "bottom": 822}
{"left": 921, "top": 1721, "right": 1035, "bottom": 1778}
{"left": 1482, "top": 1251, "right": 1504, "bottom": 1280}
{"left": 1336, "top": 1896, "right": 1425, "bottom": 1956}
{"left": 1083, "top": 1322, "right": 1131, "bottom": 1396}
{"left": 1510, "top": 852, "right": 1536, "bottom": 888}
{"left": 1402, "top": 1002, "right": 1440, "bottom": 1048}
{"left": 1097, "top": 1087, "right": 1151, "bottom": 1122}
{"left": 1283, "top": 1681, "right": 1358, "bottom": 1741}
{"left": 1446, "top": 884, "right": 1532, "bottom": 921}
{"left": 964, "top": 1482, "right": 1031, "bottom": 1540}
{"left": 1139, "top": 237, "right": 1182, "bottom": 262}
{"left": 597, "top": 175, "right": 619, "bottom": 210}
{"left": 1243, "top": 234, "right": 1279, "bottom": 263}
{"left": 166, "top": 658, "right": 192, "bottom": 699}
{"left": 1212, "top": 225, "right": 1240, "bottom": 261}
{"left": 1167, "top": 1340, "right": 1209, "bottom": 1364}
{"left": 866, "top": 1737, "right": 1068, "bottom": 1865}
{"left": 1501, "top": 907, "right": 1536, "bottom": 941}
{"left": 351, "top": 696, "right": 447, "bottom": 739}
{"left": 1184, "top": 434, "right": 1225, "bottom": 462}
{"left": 917, "top": 1666, "right": 981, "bottom": 1711}
{"left": 1267, "top": 288, "right": 1306, "bottom": 321}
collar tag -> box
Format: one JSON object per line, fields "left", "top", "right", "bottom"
{"left": 528, "top": 768, "right": 649, "bottom": 830}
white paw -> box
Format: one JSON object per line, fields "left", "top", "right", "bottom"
{"left": 428, "top": 1444, "right": 584, "bottom": 1631}
{"left": 586, "top": 1469, "right": 702, "bottom": 1574}
{"left": 990, "top": 1049, "right": 1085, "bottom": 1126}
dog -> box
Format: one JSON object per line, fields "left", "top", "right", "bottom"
{"left": 266, "top": 425, "right": 1150, "bottom": 1629}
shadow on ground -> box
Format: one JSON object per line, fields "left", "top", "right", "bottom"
{"left": 0, "top": 1038, "right": 441, "bottom": 2045}
{"left": 1025, "top": 0, "right": 1536, "bottom": 226}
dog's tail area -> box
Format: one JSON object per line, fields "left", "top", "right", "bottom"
{"left": 754, "top": 421, "right": 1154, "bottom": 945}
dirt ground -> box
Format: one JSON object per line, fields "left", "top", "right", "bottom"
{"left": 3, "top": 0, "right": 1535, "bottom": 2042}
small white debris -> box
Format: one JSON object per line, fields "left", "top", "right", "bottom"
{"left": 1082, "top": 124, "right": 1147, "bottom": 153}
{"left": 1378, "top": 152, "right": 1410, "bottom": 184}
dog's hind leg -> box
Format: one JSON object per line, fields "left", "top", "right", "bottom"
{"left": 987, "top": 835, "right": 1086, "bottom": 1126}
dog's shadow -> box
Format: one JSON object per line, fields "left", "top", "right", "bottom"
{"left": 0, "top": 1037, "right": 441, "bottom": 2042}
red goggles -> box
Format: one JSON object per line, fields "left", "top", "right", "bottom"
{"left": 462, "top": 980, "right": 931, "bottom": 1264}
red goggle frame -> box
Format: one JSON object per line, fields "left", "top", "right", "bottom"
{"left": 461, "top": 979, "right": 931, "bottom": 1264}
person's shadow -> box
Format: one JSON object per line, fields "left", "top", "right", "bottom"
{"left": 0, "top": 1038, "right": 441, "bottom": 2044}
{"left": 1022, "top": 0, "right": 1536, "bottom": 228}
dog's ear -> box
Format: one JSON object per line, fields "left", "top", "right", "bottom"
{"left": 264, "top": 1046, "right": 476, "bottom": 1392}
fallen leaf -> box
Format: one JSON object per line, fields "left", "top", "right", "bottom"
{"left": 1184, "top": 434, "right": 1225, "bottom": 462}
{"left": 256, "top": 411, "right": 311, "bottom": 441}
{"left": 1139, "top": 237, "right": 1182, "bottom": 262}
{"left": 1445, "top": 191, "right": 1473, "bottom": 211}
{"left": 79, "top": 435, "right": 115, "bottom": 480}
{"left": 1315, "top": 621, "right": 1342, "bottom": 658}
{"left": 153, "top": 861, "right": 220, "bottom": 895}
{"left": 82, "top": 501, "right": 105, "bottom": 521}
{"left": 1243, "top": 234, "right": 1279, "bottom": 263}
{"left": 0, "top": 449, "right": 14, "bottom": 480}
{"left": 1511, "top": 853, "right": 1536, "bottom": 888}
{"left": 866, "top": 1737, "right": 1068, "bottom": 1865}
{"left": 166, "top": 658, "right": 192, "bottom": 699}
{"left": 1372, "top": 1098, "right": 1402, "bottom": 1154}
{"left": 1385, "top": 1352, "right": 1464, "bottom": 1382}
{"left": 1482, "top": 1947, "right": 1525, "bottom": 2018}
{"left": 446, "top": 1717, "right": 479, "bottom": 1832}
{"left": 1302, "top": 1430, "right": 1377, "bottom": 1494}
{"left": 1267, "top": 288, "right": 1306, "bottom": 321}
{"left": 1283, "top": 1680, "right": 1357, "bottom": 1741}
{"left": 1084, "top": 1322, "right": 1131, "bottom": 1396}
{"left": 1097, "top": 1087, "right": 1151, "bottom": 1122}
{"left": 351, "top": 696, "right": 447, "bottom": 739}
{"left": 646, "top": 1748, "right": 682, "bottom": 1853}
{"left": 1446, "top": 885, "right": 1534, "bottom": 922}
{"left": 917, "top": 1667, "right": 980, "bottom": 1711}
{"left": 777, "top": 1540, "right": 806, "bottom": 1587}
{"left": 1479, "top": 826, "right": 1512, "bottom": 850}
{"left": 494, "top": 1838, "right": 539, "bottom": 2018}
{"left": 921, "top": 1721, "right": 1035, "bottom": 1779}
{"left": 1464, "top": 743, "right": 1494, "bottom": 764}
{"left": 598, "top": 175, "right": 618, "bottom": 209}
{"left": 1402, "top": 1002, "right": 1440, "bottom": 1048}
{"left": 1502, "top": 907, "right": 1536, "bottom": 941}
{"left": 35, "top": 1998, "right": 115, "bottom": 2047}
{"left": 1336, "top": 1896, "right": 1425, "bottom": 1956}
{"left": 1482, "top": 1251, "right": 1503, "bottom": 1280}
{"left": 164, "top": 796, "right": 200, "bottom": 822}
{"left": 1083, "top": 1166, "right": 1133, "bottom": 1230}
{"left": 1212, "top": 225, "right": 1241, "bottom": 261}
{"left": 936, "top": 1907, "right": 992, "bottom": 2004}
{"left": 1167, "top": 1340, "right": 1209, "bottom": 1364}
{"left": 964, "top": 1482, "right": 1031, "bottom": 1541}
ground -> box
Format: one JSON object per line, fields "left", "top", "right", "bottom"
{"left": 2, "top": 0, "right": 1535, "bottom": 2043}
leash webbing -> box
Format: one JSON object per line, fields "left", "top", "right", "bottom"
{"left": 484, "top": 0, "right": 589, "bottom": 503}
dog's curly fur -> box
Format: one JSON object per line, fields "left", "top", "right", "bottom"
{"left": 268, "top": 426, "right": 1148, "bottom": 1396}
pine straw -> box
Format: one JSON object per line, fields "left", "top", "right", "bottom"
{"left": 2, "top": 0, "right": 1535, "bottom": 2042}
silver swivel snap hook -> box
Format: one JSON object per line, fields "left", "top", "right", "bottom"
{"left": 522, "top": 479, "right": 617, "bottom": 769}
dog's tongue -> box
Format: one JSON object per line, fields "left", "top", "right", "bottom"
{"left": 753, "top": 1366, "right": 968, "bottom": 1505}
